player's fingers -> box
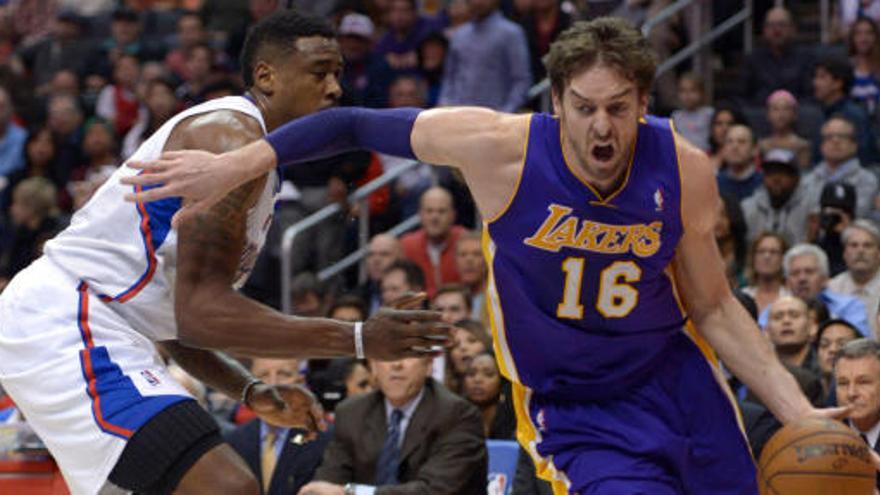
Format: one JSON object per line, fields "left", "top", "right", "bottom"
{"left": 812, "top": 405, "right": 852, "bottom": 420}
{"left": 387, "top": 309, "right": 443, "bottom": 322}
{"left": 388, "top": 292, "right": 427, "bottom": 310}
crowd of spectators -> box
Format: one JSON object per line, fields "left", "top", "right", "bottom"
{"left": 8, "top": 0, "right": 880, "bottom": 493}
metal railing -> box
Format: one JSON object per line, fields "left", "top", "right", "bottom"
{"left": 280, "top": 159, "right": 423, "bottom": 315}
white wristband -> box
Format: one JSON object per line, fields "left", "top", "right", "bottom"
{"left": 354, "top": 321, "right": 365, "bottom": 359}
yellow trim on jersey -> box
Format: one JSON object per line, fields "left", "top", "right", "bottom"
{"left": 481, "top": 226, "right": 519, "bottom": 383}
{"left": 484, "top": 114, "right": 534, "bottom": 225}
{"left": 558, "top": 116, "right": 638, "bottom": 205}
{"left": 511, "top": 382, "right": 571, "bottom": 495}
{"left": 665, "top": 266, "right": 718, "bottom": 365}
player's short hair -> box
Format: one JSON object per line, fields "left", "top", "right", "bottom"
{"left": 240, "top": 10, "right": 335, "bottom": 88}
{"left": 783, "top": 243, "right": 830, "bottom": 278}
{"left": 544, "top": 17, "right": 656, "bottom": 98}
{"left": 434, "top": 283, "right": 472, "bottom": 311}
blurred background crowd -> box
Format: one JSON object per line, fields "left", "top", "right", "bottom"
{"left": 3, "top": 0, "right": 880, "bottom": 494}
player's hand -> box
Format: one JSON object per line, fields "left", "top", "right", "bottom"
{"left": 362, "top": 308, "right": 450, "bottom": 361}
{"left": 802, "top": 406, "right": 880, "bottom": 471}
{"left": 247, "top": 382, "right": 326, "bottom": 438}
{"left": 387, "top": 291, "right": 427, "bottom": 310}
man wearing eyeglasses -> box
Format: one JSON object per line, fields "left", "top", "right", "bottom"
{"left": 802, "top": 115, "right": 879, "bottom": 219}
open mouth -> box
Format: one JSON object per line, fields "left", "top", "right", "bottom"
{"left": 592, "top": 144, "right": 614, "bottom": 162}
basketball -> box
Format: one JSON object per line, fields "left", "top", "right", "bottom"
{"left": 758, "top": 418, "right": 875, "bottom": 495}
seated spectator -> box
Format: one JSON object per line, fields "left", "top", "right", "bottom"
{"left": 380, "top": 259, "right": 426, "bottom": 306}
{"left": 828, "top": 220, "right": 880, "bottom": 338}
{"left": 813, "top": 58, "right": 878, "bottom": 165}
{"left": 176, "top": 43, "right": 217, "bottom": 107}
{"left": 741, "top": 7, "right": 814, "bottom": 104}
{"left": 834, "top": 338, "right": 880, "bottom": 471}
{"left": 716, "top": 124, "right": 762, "bottom": 201}
{"left": 707, "top": 104, "right": 748, "bottom": 171}
{"left": 455, "top": 231, "right": 488, "bottom": 322}
{"left": 400, "top": 187, "right": 466, "bottom": 297}
{"left": 93, "top": 7, "right": 164, "bottom": 77}
{"left": 122, "top": 77, "right": 179, "bottom": 159}
{"left": 227, "top": 357, "right": 331, "bottom": 495}
{"left": 817, "top": 319, "right": 861, "bottom": 399}
{"left": 0, "top": 86, "right": 26, "bottom": 182}
{"left": 849, "top": 17, "right": 880, "bottom": 117}
{"left": 338, "top": 13, "right": 393, "bottom": 108}
{"left": 445, "top": 319, "right": 492, "bottom": 395}
{"left": 759, "top": 243, "right": 870, "bottom": 335}
{"left": 803, "top": 116, "right": 879, "bottom": 219}
{"left": 360, "top": 233, "right": 402, "bottom": 314}
{"left": 520, "top": 0, "right": 573, "bottom": 84}
{"left": 741, "top": 149, "right": 812, "bottom": 246}
{"left": 3, "top": 126, "right": 59, "bottom": 210}
{"left": 742, "top": 232, "right": 790, "bottom": 314}
{"left": 308, "top": 357, "right": 374, "bottom": 414}
{"left": 0, "top": 177, "right": 63, "bottom": 289}
{"left": 96, "top": 53, "right": 145, "bottom": 138}
{"left": 462, "top": 352, "right": 515, "bottom": 440}
{"left": 715, "top": 193, "right": 748, "bottom": 287}
{"left": 14, "top": 10, "right": 93, "bottom": 93}
{"left": 671, "top": 72, "right": 713, "bottom": 151}
{"left": 417, "top": 32, "right": 448, "bottom": 107}
{"left": 375, "top": 0, "right": 438, "bottom": 76}
{"left": 300, "top": 356, "right": 487, "bottom": 494}
{"left": 765, "top": 296, "right": 821, "bottom": 375}
{"left": 439, "top": 0, "right": 531, "bottom": 112}
{"left": 815, "top": 182, "right": 858, "bottom": 275}
{"left": 164, "top": 10, "right": 217, "bottom": 81}
{"left": 68, "top": 118, "right": 118, "bottom": 210}
{"left": 328, "top": 294, "right": 368, "bottom": 322}
{"left": 432, "top": 284, "right": 472, "bottom": 324}
{"left": 757, "top": 91, "right": 812, "bottom": 169}
{"left": 290, "top": 272, "right": 327, "bottom": 317}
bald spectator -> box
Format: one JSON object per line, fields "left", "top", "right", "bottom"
{"left": 0, "top": 87, "right": 26, "bottom": 180}
{"left": 813, "top": 58, "right": 878, "bottom": 165}
{"left": 439, "top": 0, "right": 532, "bottom": 111}
{"left": 741, "top": 149, "right": 812, "bottom": 245}
{"left": 400, "top": 187, "right": 466, "bottom": 297}
{"left": 829, "top": 220, "right": 880, "bottom": 338}
{"left": 361, "top": 233, "right": 402, "bottom": 314}
{"left": 765, "top": 296, "right": 821, "bottom": 374}
{"left": 802, "top": 116, "right": 879, "bottom": 219}
{"left": 759, "top": 243, "right": 870, "bottom": 335}
{"left": 716, "top": 124, "right": 762, "bottom": 201}
{"left": 741, "top": 7, "right": 815, "bottom": 104}
{"left": 758, "top": 90, "right": 812, "bottom": 170}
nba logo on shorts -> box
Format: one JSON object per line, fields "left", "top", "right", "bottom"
{"left": 140, "top": 370, "right": 161, "bottom": 386}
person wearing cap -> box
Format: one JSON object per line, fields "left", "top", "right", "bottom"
{"left": 338, "top": 13, "right": 392, "bottom": 107}
{"left": 801, "top": 115, "right": 879, "bottom": 219}
{"left": 816, "top": 181, "right": 859, "bottom": 275}
{"left": 758, "top": 90, "right": 811, "bottom": 169}
{"left": 829, "top": 220, "right": 880, "bottom": 338}
{"left": 742, "top": 148, "right": 812, "bottom": 245}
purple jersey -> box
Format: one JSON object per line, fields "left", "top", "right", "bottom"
{"left": 485, "top": 113, "right": 688, "bottom": 400}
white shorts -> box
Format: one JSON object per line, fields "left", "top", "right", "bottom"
{"left": 0, "top": 257, "right": 193, "bottom": 495}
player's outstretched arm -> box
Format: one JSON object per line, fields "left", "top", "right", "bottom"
{"left": 671, "top": 139, "right": 841, "bottom": 425}
{"left": 121, "top": 106, "right": 528, "bottom": 217}
{"left": 169, "top": 113, "right": 449, "bottom": 360}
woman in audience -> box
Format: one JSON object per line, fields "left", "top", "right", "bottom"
{"left": 849, "top": 16, "right": 880, "bottom": 117}
{"left": 708, "top": 104, "right": 748, "bottom": 170}
{"left": 758, "top": 90, "right": 812, "bottom": 169}
{"left": 462, "top": 352, "right": 516, "bottom": 439}
{"left": 715, "top": 193, "right": 748, "bottom": 288}
{"left": 742, "top": 232, "right": 790, "bottom": 313}
{"left": 445, "top": 319, "right": 492, "bottom": 394}
{"left": 3, "top": 127, "right": 59, "bottom": 210}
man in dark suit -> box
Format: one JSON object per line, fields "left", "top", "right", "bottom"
{"left": 835, "top": 338, "right": 880, "bottom": 490}
{"left": 299, "top": 356, "right": 487, "bottom": 495}
{"left": 226, "top": 358, "right": 331, "bottom": 495}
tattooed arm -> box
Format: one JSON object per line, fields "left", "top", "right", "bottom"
{"left": 169, "top": 111, "right": 446, "bottom": 359}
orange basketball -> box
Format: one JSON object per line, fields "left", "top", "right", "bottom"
{"left": 757, "top": 418, "right": 875, "bottom": 495}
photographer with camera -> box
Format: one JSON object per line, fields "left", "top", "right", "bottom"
{"left": 816, "top": 182, "right": 857, "bottom": 275}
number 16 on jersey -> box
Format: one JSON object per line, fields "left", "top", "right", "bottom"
{"left": 557, "top": 259, "right": 641, "bottom": 319}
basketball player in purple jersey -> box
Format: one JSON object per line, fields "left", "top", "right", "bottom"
{"left": 126, "top": 18, "right": 852, "bottom": 494}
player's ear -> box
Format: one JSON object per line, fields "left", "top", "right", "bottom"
{"left": 638, "top": 91, "right": 650, "bottom": 118}
{"left": 551, "top": 88, "right": 563, "bottom": 117}
{"left": 253, "top": 60, "right": 275, "bottom": 96}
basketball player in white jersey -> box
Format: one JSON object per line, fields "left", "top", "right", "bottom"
{"left": 0, "top": 11, "right": 446, "bottom": 495}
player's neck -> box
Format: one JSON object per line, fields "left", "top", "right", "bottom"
{"left": 244, "top": 89, "right": 282, "bottom": 132}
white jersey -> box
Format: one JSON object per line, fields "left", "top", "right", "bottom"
{"left": 43, "top": 96, "right": 278, "bottom": 341}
